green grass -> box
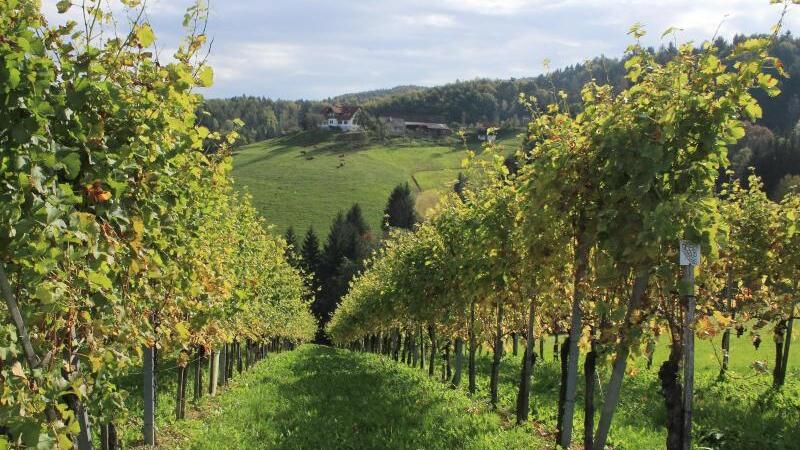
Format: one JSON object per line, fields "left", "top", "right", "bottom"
{"left": 461, "top": 322, "right": 800, "bottom": 450}
{"left": 135, "top": 324, "right": 798, "bottom": 449}
{"left": 159, "top": 345, "right": 542, "bottom": 450}
{"left": 231, "top": 130, "right": 522, "bottom": 234}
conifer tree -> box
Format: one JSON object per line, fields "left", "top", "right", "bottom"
{"left": 284, "top": 226, "right": 301, "bottom": 268}
{"left": 383, "top": 183, "right": 419, "bottom": 230}
{"left": 301, "top": 227, "right": 322, "bottom": 281}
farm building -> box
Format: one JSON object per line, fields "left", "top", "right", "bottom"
{"left": 321, "top": 105, "right": 362, "bottom": 132}
{"left": 381, "top": 117, "right": 452, "bottom": 138}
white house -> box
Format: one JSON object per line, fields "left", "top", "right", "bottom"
{"left": 477, "top": 127, "right": 497, "bottom": 143}
{"left": 320, "top": 105, "right": 362, "bottom": 132}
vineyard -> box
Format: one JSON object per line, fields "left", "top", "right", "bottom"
{"left": 326, "top": 6, "right": 800, "bottom": 450}
{"left": 1, "top": 1, "right": 800, "bottom": 450}
{"left": 0, "top": 1, "right": 314, "bottom": 449}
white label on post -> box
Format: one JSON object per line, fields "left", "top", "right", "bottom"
{"left": 679, "top": 240, "right": 701, "bottom": 266}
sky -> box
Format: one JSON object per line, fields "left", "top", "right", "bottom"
{"left": 42, "top": 0, "right": 800, "bottom": 100}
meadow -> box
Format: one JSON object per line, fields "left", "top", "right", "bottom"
{"left": 231, "top": 130, "right": 521, "bottom": 234}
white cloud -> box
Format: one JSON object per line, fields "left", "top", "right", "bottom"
{"left": 439, "top": 0, "right": 555, "bottom": 15}
{"left": 210, "top": 43, "right": 300, "bottom": 81}
{"left": 399, "top": 14, "right": 458, "bottom": 28}
{"left": 39, "top": 0, "right": 800, "bottom": 99}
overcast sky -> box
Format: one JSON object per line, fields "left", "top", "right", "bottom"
{"left": 42, "top": 0, "right": 800, "bottom": 100}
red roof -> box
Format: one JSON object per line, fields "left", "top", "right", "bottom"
{"left": 323, "top": 104, "right": 361, "bottom": 121}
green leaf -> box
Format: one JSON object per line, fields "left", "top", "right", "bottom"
{"left": 60, "top": 153, "right": 82, "bottom": 180}
{"left": 34, "top": 285, "right": 54, "bottom": 304}
{"left": 729, "top": 125, "right": 746, "bottom": 142}
{"left": 56, "top": 0, "right": 71, "bottom": 13}
{"left": 87, "top": 272, "right": 112, "bottom": 290}
{"left": 7, "top": 67, "right": 20, "bottom": 88}
{"left": 744, "top": 102, "right": 762, "bottom": 120}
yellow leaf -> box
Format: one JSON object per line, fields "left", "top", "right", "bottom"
{"left": 175, "top": 321, "right": 191, "bottom": 341}
{"left": 197, "top": 66, "right": 214, "bottom": 88}
{"left": 89, "top": 355, "right": 102, "bottom": 373}
{"left": 136, "top": 24, "right": 155, "bottom": 47}
{"left": 11, "top": 362, "right": 26, "bottom": 379}
{"left": 713, "top": 311, "right": 732, "bottom": 328}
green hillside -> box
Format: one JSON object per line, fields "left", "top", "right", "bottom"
{"left": 231, "top": 130, "right": 522, "bottom": 235}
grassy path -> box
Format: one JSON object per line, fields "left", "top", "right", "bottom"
{"left": 166, "top": 345, "right": 541, "bottom": 450}
{"left": 153, "top": 334, "right": 800, "bottom": 449}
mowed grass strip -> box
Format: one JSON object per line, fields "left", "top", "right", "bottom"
{"left": 231, "top": 131, "right": 522, "bottom": 234}
{"left": 168, "top": 345, "right": 541, "bottom": 450}
{"left": 149, "top": 325, "right": 798, "bottom": 450}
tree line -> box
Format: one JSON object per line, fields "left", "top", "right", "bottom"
{"left": 200, "top": 33, "right": 800, "bottom": 196}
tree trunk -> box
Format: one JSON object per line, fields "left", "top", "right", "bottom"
{"left": 583, "top": 341, "right": 597, "bottom": 450}
{"left": 512, "top": 333, "right": 519, "bottom": 356}
{"left": 237, "top": 341, "right": 243, "bottom": 374}
{"left": 592, "top": 272, "right": 650, "bottom": 450}
{"left": 100, "top": 423, "right": 118, "bottom": 450}
{"left": 453, "top": 337, "right": 464, "bottom": 388}
{"left": 556, "top": 339, "right": 569, "bottom": 443}
{"left": 229, "top": 344, "right": 234, "bottom": 379}
{"left": 558, "top": 231, "right": 591, "bottom": 449}
{"left": 778, "top": 300, "right": 797, "bottom": 387}
{"left": 62, "top": 348, "right": 93, "bottom": 450}
{"left": 539, "top": 336, "right": 544, "bottom": 362}
{"left": 65, "top": 393, "right": 92, "bottom": 450}
{"left": 428, "top": 324, "right": 437, "bottom": 377}
{"left": 490, "top": 300, "right": 505, "bottom": 408}
{"left": 0, "top": 263, "right": 41, "bottom": 369}
{"left": 468, "top": 301, "right": 477, "bottom": 395}
{"left": 516, "top": 298, "right": 536, "bottom": 424}
{"left": 445, "top": 341, "right": 452, "bottom": 380}
{"left": 0, "top": 259, "right": 57, "bottom": 429}
{"left": 419, "top": 327, "right": 425, "bottom": 370}
{"left": 553, "top": 333, "right": 559, "bottom": 361}
{"left": 221, "top": 345, "right": 228, "bottom": 386}
{"left": 411, "top": 332, "right": 418, "bottom": 366}
{"left": 774, "top": 320, "right": 786, "bottom": 387}
{"left": 194, "top": 346, "right": 204, "bottom": 401}
{"left": 143, "top": 345, "right": 156, "bottom": 446}
{"left": 719, "top": 270, "right": 734, "bottom": 379}
{"left": 176, "top": 360, "right": 187, "bottom": 420}
{"left": 660, "top": 340, "right": 684, "bottom": 450}
{"left": 393, "top": 329, "right": 402, "bottom": 361}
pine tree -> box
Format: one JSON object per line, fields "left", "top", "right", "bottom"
{"left": 321, "top": 212, "right": 350, "bottom": 281}
{"left": 284, "top": 226, "right": 301, "bottom": 268}
{"left": 301, "top": 227, "right": 322, "bottom": 280}
{"left": 314, "top": 204, "right": 375, "bottom": 337}
{"left": 383, "top": 183, "right": 419, "bottom": 230}
{"left": 345, "top": 203, "right": 369, "bottom": 236}
{"left": 345, "top": 203, "right": 372, "bottom": 261}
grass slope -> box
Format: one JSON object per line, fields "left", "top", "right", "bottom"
{"left": 231, "top": 130, "right": 521, "bottom": 234}
{"left": 164, "top": 345, "right": 541, "bottom": 450}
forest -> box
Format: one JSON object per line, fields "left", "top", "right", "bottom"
{"left": 201, "top": 34, "right": 800, "bottom": 198}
